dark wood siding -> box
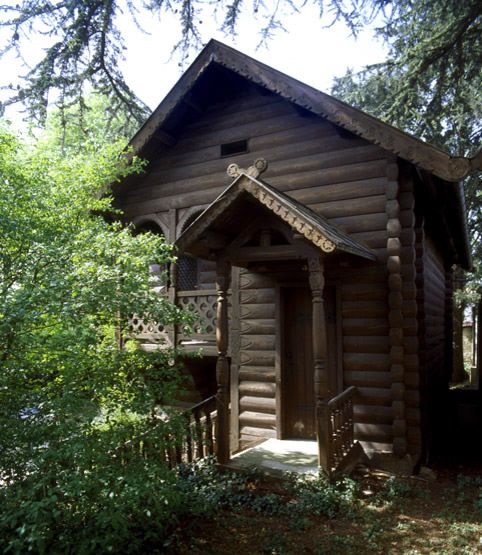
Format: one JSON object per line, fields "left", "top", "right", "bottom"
{"left": 118, "top": 85, "right": 400, "bottom": 452}
{"left": 423, "top": 236, "right": 447, "bottom": 379}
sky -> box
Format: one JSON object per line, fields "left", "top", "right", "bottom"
{"left": 0, "top": 1, "right": 388, "bottom": 127}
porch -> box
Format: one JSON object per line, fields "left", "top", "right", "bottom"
{"left": 135, "top": 160, "right": 378, "bottom": 476}
{"left": 167, "top": 383, "right": 362, "bottom": 478}
{"left": 230, "top": 438, "right": 319, "bottom": 475}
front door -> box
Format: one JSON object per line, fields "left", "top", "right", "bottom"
{"left": 281, "top": 285, "right": 339, "bottom": 439}
{"left": 281, "top": 287, "right": 316, "bottom": 439}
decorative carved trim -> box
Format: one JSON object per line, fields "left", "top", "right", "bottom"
{"left": 239, "top": 177, "right": 336, "bottom": 253}
{"left": 226, "top": 158, "right": 268, "bottom": 179}
{"left": 176, "top": 205, "right": 209, "bottom": 239}
{"left": 131, "top": 214, "right": 169, "bottom": 238}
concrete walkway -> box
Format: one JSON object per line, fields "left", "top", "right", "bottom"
{"left": 229, "top": 438, "right": 320, "bottom": 475}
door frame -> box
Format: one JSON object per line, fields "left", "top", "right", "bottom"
{"left": 275, "top": 281, "right": 342, "bottom": 440}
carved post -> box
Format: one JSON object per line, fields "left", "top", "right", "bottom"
{"left": 215, "top": 260, "right": 231, "bottom": 464}
{"left": 308, "top": 257, "right": 331, "bottom": 469}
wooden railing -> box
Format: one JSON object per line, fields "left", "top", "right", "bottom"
{"left": 319, "top": 386, "right": 357, "bottom": 477}
{"left": 114, "top": 396, "right": 217, "bottom": 468}
{"left": 177, "top": 395, "right": 217, "bottom": 465}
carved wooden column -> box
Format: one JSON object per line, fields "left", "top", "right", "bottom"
{"left": 308, "top": 257, "right": 331, "bottom": 468}
{"left": 215, "top": 260, "right": 231, "bottom": 464}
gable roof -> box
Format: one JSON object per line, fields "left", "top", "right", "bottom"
{"left": 176, "top": 162, "right": 377, "bottom": 262}
{"left": 130, "top": 39, "right": 478, "bottom": 183}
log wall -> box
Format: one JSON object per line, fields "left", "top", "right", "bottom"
{"left": 118, "top": 85, "right": 416, "bottom": 454}
{"left": 423, "top": 236, "right": 447, "bottom": 383}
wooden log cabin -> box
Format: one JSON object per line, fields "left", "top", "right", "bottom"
{"left": 114, "top": 40, "right": 477, "bottom": 474}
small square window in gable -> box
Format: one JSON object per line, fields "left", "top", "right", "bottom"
{"left": 220, "top": 139, "right": 248, "bottom": 157}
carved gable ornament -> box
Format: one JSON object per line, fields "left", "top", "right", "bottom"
{"left": 227, "top": 160, "right": 336, "bottom": 253}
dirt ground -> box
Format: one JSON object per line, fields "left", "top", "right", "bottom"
{"left": 168, "top": 457, "right": 482, "bottom": 555}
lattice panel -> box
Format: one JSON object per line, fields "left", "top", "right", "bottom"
{"left": 177, "top": 256, "right": 198, "bottom": 291}
{"left": 128, "top": 314, "right": 171, "bottom": 346}
{"left": 177, "top": 292, "right": 217, "bottom": 336}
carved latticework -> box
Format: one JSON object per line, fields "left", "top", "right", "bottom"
{"left": 128, "top": 314, "right": 172, "bottom": 346}
{"left": 177, "top": 290, "right": 218, "bottom": 341}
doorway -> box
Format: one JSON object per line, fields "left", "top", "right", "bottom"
{"left": 280, "top": 285, "right": 339, "bottom": 440}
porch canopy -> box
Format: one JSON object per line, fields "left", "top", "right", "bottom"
{"left": 175, "top": 160, "right": 376, "bottom": 468}
{"left": 176, "top": 159, "right": 376, "bottom": 264}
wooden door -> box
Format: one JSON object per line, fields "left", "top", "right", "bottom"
{"left": 281, "top": 285, "right": 339, "bottom": 439}
{"left": 281, "top": 287, "right": 316, "bottom": 439}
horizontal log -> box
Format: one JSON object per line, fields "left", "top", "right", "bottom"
{"left": 354, "top": 405, "right": 393, "bottom": 424}
{"left": 355, "top": 387, "right": 392, "bottom": 405}
{"left": 239, "top": 272, "right": 276, "bottom": 290}
{"left": 343, "top": 318, "right": 389, "bottom": 336}
{"left": 178, "top": 112, "right": 312, "bottom": 152}
{"left": 310, "top": 194, "right": 386, "bottom": 220}
{"left": 251, "top": 123, "right": 362, "bottom": 153}
{"left": 240, "top": 319, "right": 276, "bottom": 335}
{"left": 240, "top": 336, "right": 276, "bottom": 352}
{"left": 180, "top": 96, "right": 294, "bottom": 136}
{"left": 341, "top": 284, "right": 388, "bottom": 303}
{"left": 343, "top": 335, "right": 390, "bottom": 354}
{"left": 345, "top": 371, "right": 392, "bottom": 387}
{"left": 350, "top": 229, "right": 388, "bottom": 249}
{"left": 265, "top": 146, "right": 386, "bottom": 183}
{"left": 239, "top": 381, "right": 276, "bottom": 397}
{"left": 240, "top": 350, "right": 275, "bottom": 367}
{"left": 254, "top": 131, "right": 368, "bottom": 169}
{"left": 342, "top": 300, "right": 388, "bottom": 319}
{"left": 123, "top": 182, "right": 228, "bottom": 215}
{"left": 326, "top": 211, "right": 387, "bottom": 234}
{"left": 354, "top": 423, "right": 393, "bottom": 442}
{"left": 273, "top": 159, "right": 388, "bottom": 193}
{"left": 240, "top": 288, "right": 276, "bottom": 304}
{"left": 240, "top": 395, "right": 276, "bottom": 413}
{"left": 239, "top": 411, "right": 277, "bottom": 428}
{"left": 239, "top": 366, "right": 276, "bottom": 382}
{"left": 343, "top": 353, "right": 391, "bottom": 372}
{"left": 240, "top": 303, "right": 276, "bottom": 319}
{"left": 338, "top": 265, "right": 388, "bottom": 281}
{"left": 359, "top": 440, "right": 393, "bottom": 453}
{"left": 291, "top": 177, "right": 386, "bottom": 206}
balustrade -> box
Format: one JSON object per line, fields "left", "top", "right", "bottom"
{"left": 318, "top": 386, "right": 357, "bottom": 477}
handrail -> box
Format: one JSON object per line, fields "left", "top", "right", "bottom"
{"left": 327, "top": 386, "right": 357, "bottom": 409}
{"left": 173, "top": 395, "right": 217, "bottom": 466}
{"left": 186, "top": 394, "right": 216, "bottom": 414}
{"left": 319, "top": 386, "right": 357, "bottom": 477}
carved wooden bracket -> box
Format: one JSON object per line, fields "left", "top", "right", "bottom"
{"left": 226, "top": 158, "right": 268, "bottom": 179}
